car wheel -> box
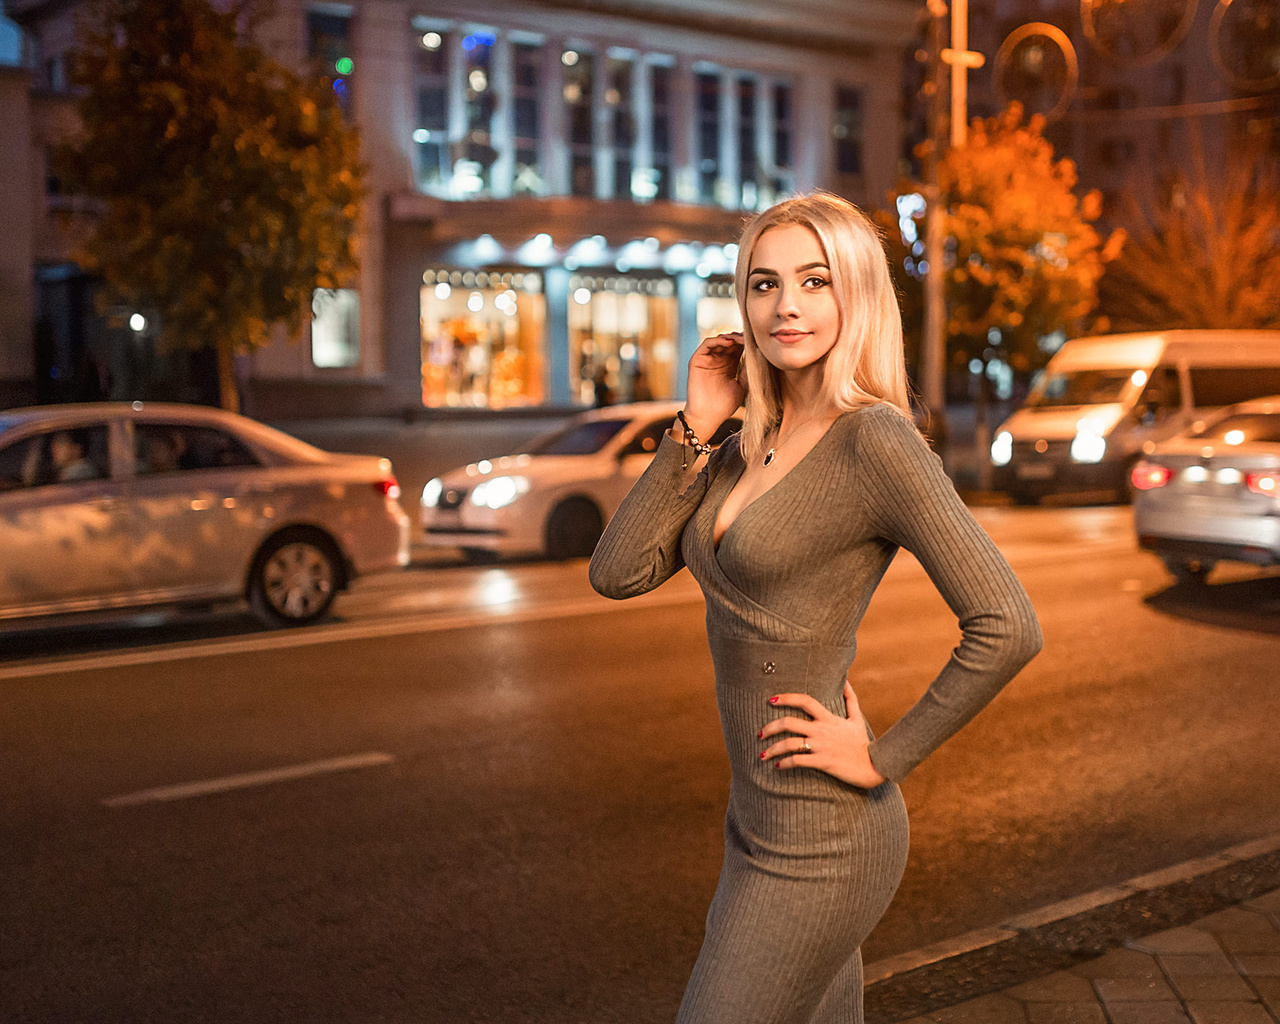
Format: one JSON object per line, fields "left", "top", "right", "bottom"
{"left": 1163, "top": 557, "right": 1213, "bottom": 586}
{"left": 249, "top": 530, "right": 342, "bottom": 627}
{"left": 461, "top": 547, "right": 500, "bottom": 565}
{"left": 545, "top": 498, "right": 604, "bottom": 560}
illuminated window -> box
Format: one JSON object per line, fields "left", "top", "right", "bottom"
{"left": 311, "top": 288, "right": 360, "bottom": 368}
{"left": 772, "top": 83, "right": 793, "bottom": 197}
{"left": 696, "top": 71, "right": 721, "bottom": 204}
{"left": 414, "top": 27, "right": 450, "bottom": 193}
{"left": 650, "top": 62, "right": 673, "bottom": 201}
{"left": 513, "top": 41, "right": 542, "bottom": 195}
{"left": 564, "top": 49, "right": 595, "bottom": 197}
{"left": 608, "top": 55, "right": 634, "bottom": 199}
{"left": 308, "top": 8, "right": 354, "bottom": 113}
{"left": 833, "top": 85, "right": 863, "bottom": 176}
{"left": 568, "top": 276, "right": 678, "bottom": 405}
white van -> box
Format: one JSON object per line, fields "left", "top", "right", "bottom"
{"left": 990, "top": 330, "right": 1280, "bottom": 503}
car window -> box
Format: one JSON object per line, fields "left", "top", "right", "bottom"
{"left": 0, "top": 424, "right": 111, "bottom": 491}
{"left": 1189, "top": 412, "right": 1280, "bottom": 444}
{"left": 524, "top": 419, "right": 629, "bottom": 456}
{"left": 1023, "top": 370, "right": 1136, "bottom": 408}
{"left": 619, "top": 418, "right": 672, "bottom": 456}
{"left": 135, "top": 422, "right": 260, "bottom": 476}
{"left": 1188, "top": 368, "right": 1280, "bottom": 408}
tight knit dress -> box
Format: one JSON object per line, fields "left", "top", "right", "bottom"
{"left": 588, "top": 402, "right": 1042, "bottom": 1024}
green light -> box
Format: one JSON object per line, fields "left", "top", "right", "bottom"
{"left": 335, "top": 57, "right": 353, "bottom": 75}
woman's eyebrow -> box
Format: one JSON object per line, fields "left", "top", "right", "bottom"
{"left": 748, "top": 262, "right": 829, "bottom": 277}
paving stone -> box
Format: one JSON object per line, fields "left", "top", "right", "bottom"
{"left": 1195, "top": 909, "right": 1278, "bottom": 935}
{"left": 1160, "top": 955, "right": 1241, "bottom": 978}
{"left": 1073, "top": 949, "right": 1164, "bottom": 980}
{"left": 919, "top": 993, "right": 1028, "bottom": 1024}
{"left": 1217, "top": 932, "right": 1280, "bottom": 956}
{"left": 1025, "top": 1003, "right": 1108, "bottom": 1024}
{"left": 1095, "top": 976, "right": 1178, "bottom": 1002}
{"left": 1171, "top": 976, "right": 1259, "bottom": 1001}
{"left": 1233, "top": 956, "right": 1280, "bottom": 977}
{"left": 1104, "top": 1002, "right": 1193, "bottom": 1024}
{"left": 1243, "top": 891, "right": 1280, "bottom": 914}
{"left": 1132, "top": 929, "right": 1227, "bottom": 956}
{"left": 1005, "top": 972, "right": 1099, "bottom": 1003}
{"left": 1185, "top": 1000, "right": 1275, "bottom": 1024}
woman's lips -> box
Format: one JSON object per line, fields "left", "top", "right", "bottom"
{"left": 772, "top": 330, "right": 809, "bottom": 343}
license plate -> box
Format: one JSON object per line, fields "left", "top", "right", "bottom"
{"left": 1015, "top": 463, "right": 1056, "bottom": 480}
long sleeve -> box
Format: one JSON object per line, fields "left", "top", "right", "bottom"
{"left": 588, "top": 430, "right": 727, "bottom": 600}
{"left": 856, "top": 406, "right": 1042, "bottom": 783}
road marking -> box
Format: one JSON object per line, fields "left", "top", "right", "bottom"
{"left": 101, "top": 751, "right": 395, "bottom": 808}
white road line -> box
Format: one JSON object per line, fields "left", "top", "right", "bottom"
{"left": 101, "top": 752, "right": 395, "bottom": 808}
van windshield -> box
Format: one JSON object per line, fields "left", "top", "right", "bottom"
{"left": 1024, "top": 370, "right": 1136, "bottom": 408}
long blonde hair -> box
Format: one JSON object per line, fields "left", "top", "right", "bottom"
{"left": 734, "top": 192, "right": 911, "bottom": 463}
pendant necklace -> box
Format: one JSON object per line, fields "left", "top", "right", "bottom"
{"left": 762, "top": 415, "right": 827, "bottom": 468}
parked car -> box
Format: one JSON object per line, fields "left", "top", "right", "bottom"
{"left": 0, "top": 402, "right": 411, "bottom": 628}
{"left": 420, "top": 401, "right": 742, "bottom": 561}
{"left": 991, "top": 329, "right": 1280, "bottom": 503}
{"left": 1131, "top": 396, "right": 1280, "bottom": 584}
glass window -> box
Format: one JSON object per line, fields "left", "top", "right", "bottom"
{"left": 513, "top": 41, "right": 542, "bottom": 195}
{"left": 608, "top": 56, "right": 634, "bottom": 200}
{"left": 311, "top": 288, "right": 361, "bottom": 368}
{"left": 134, "top": 423, "right": 259, "bottom": 475}
{"left": 1023, "top": 369, "right": 1136, "bottom": 408}
{"left": 420, "top": 269, "right": 547, "bottom": 408}
{"left": 833, "top": 85, "right": 863, "bottom": 176}
{"left": 308, "top": 9, "right": 354, "bottom": 113}
{"left": 619, "top": 418, "right": 673, "bottom": 456}
{"left": 650, "top": 63, "right": 673, "bottom": 201}
{"left": 696, "top": 72, "right": 720, "bottom": 204}
{"left": 460, "top": 29, "right": 498, "bottom": 195}
{"left": 414, "top": 28, "right": 450, "bottom": 194}
{"left": 1189, "top": 368, "right": 1280, "bottom": 408}
{"left": 737, "top": 77, "right": 758, "bottom": 208}
{"left": 563, "top": 49, "right": 595, "bottom": 196}
{"left": 0, "top": 425, "right": 110, "bottom": 490}
{"left": 773, "top": 82, "right": 793, "bottom": 196}
{"left": 525, "top": 419, "right": 628, "bottom": 455}
{"left": 569, "top": 277, "right": 678, "bottom": 405}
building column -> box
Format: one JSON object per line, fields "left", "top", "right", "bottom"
{"left": 717, "top": 69, "right": 738, "bottom": 208}
{"left": 676, "top": 272, "right": 701, "bottom": 399}
{"left": 490, "top": 32, "right": 514, "bottom": 198}
{"left": 593, "top": 45, "right": 613, "bottom": 200}
{"left": 446, "top": 27, "right": 466, "bottom": 195}
{"left": 632, "top": 58, "right": 653, "bottom": 201}
{"left": 538, "top": 40, "right": 567, "bottom": 195}
{"left": 544, "top": 266, "right": 572, "bottom": 404}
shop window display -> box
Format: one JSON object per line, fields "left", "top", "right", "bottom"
{"left": 420, "top": 269, "right": 546, "bottom": 407}
{"left": 568, "top": 276, "right": 677, "bottom": 406}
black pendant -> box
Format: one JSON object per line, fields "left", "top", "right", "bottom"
{"left": 763, "top": 447, "right": 776, "bottom": 467}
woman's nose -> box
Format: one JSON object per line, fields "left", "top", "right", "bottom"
{"left": 775, "top": 285, "right": 802, "bottom": 316}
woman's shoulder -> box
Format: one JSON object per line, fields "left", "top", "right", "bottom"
{"left": 836, "top": 401, "right": 925, "bottom": 448}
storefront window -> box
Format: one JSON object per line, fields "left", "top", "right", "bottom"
{"left": 568, "top": 276, "right": 677, "bottom": 406}
{"left": 697, "top": 280, "right": 740, "bottom": 340}
{"left": 311, "top": 288, "right": 360, "bottom": 369}
{"left": 420, "top": 269, "right": 546, "bottom": 407}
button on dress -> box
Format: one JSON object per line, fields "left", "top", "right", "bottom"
{"left": 589, "top": 403, "right": 1042, "bottom": 1024}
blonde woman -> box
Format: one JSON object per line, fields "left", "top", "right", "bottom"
{"left": 589, "top": 192, "right": 1041, "bottom": 1024}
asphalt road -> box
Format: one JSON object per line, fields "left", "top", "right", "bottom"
{"left": 2, "top": 506, "right": 1279, "bottom": 1023}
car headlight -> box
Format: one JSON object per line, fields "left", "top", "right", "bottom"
{"left": 470, "top": 475, "right": 529, "bottom": 510}
{"left": 1070, "top": 431, "right": 1107, "bottom": 463}
{"left": 422, "top": 478, "right": 443, "bottom": 507}
{"left": 990, "top": 431, "right": 1013, "bottom": 467}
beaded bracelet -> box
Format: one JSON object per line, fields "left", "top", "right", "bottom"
{"left": 676, "top": 410, "right": 713, "bottom": 470}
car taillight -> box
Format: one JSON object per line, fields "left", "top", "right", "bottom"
{"left": 1131, "top": 461, "right": 1172, "bottom": 491}
{"left": 1245, "top": 471, "right": 1279, "bottom": 496}
{"left": 376, "top": 477, "right": 401, "bottom": 500}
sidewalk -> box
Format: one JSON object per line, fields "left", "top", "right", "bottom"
{"left": 865, "top": 834, "right": 1280, "bottom": 1024}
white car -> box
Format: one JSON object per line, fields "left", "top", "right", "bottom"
{"left": 421, "top": 401, "right": 742, "bottom": 561}
{"left": 0, "top": 402, "right": 411, "bottom": 627}
{"left": 1132, "top": 395, "right": 1280, "bottom": 584}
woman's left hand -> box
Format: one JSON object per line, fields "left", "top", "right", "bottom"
{"left": 759, "top": 682, "right": 887, "bottom": 789}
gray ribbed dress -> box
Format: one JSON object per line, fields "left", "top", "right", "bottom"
{"left": 588, "top": 402, "right": 1042, "bottom": 1024}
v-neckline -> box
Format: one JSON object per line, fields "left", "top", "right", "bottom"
{"left": 712, "top": 412, "right": 850, "bottom": 553}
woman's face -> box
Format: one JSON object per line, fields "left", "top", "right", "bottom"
{"left": 745, "top": 223, "right": 840, "bottom": 375}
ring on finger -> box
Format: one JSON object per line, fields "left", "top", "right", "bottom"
{"left": 800, "top": 738, "right": 811, "bottom": 754}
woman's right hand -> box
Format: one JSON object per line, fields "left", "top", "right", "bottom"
{"left": 682, "top": 332, "right": 746, "bottom": 440}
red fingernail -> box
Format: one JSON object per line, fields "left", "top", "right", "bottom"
{"left": 756, "top": 730, "right": 763, "bottom": 739}
{"left": 769, "top": 696, "right": 778, "bottom": 704}
{"left": 759, "top": 751, "right": 767, "bottom": 760}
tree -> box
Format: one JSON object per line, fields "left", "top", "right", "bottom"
{"left": 60, "top": 0, "right": 364, "bottom": 411}
{"left": 879, "top": 104, "right": 1120, "bottom": 383}
{"left": 1098, "top": 143, "right": 1280, "bottom": 332}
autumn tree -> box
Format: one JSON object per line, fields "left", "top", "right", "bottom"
{"left": 881, "top": 104, "right": 1119, "bottom": 384}
{"left": 1099, "top": 143, "right": 1280, "bottom": 331}
{"left": 60, "top": 0, "right": 363, "bottom": 411}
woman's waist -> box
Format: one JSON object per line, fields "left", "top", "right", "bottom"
{"left": 707, "top": 632, "right": 855, "bottom": 694}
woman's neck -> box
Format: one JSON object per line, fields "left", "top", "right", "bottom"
{"left": 778, "top": 365, "right": 837, "bottom": 428}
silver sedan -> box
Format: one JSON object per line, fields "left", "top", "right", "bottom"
{"left": 1132, "top": 396, "right": 1280, "bottom": 584}
{"left": 0, "top": 402, "right": 411, "bottom": 627}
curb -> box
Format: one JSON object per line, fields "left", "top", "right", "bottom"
{"left": 863, "top": 830, "right": 1280, "bottom": 1021}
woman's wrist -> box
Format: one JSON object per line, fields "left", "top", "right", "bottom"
{"left": 677, "top": 409, "right": 720, "bottom": 442}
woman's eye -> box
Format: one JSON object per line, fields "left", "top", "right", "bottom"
{"left": 805, "top": 276, "right": 831, "bottom": 288}
{"left": 752, "top": 279, "right": 776, "bottom": 292}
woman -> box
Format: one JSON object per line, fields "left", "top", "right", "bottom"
{"left": 588, "top": 192, "right": 1042, "bottom": 1024}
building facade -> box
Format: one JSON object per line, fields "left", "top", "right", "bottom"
{"left": 3, "top": 0, "right": 919, "bottom": 418}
